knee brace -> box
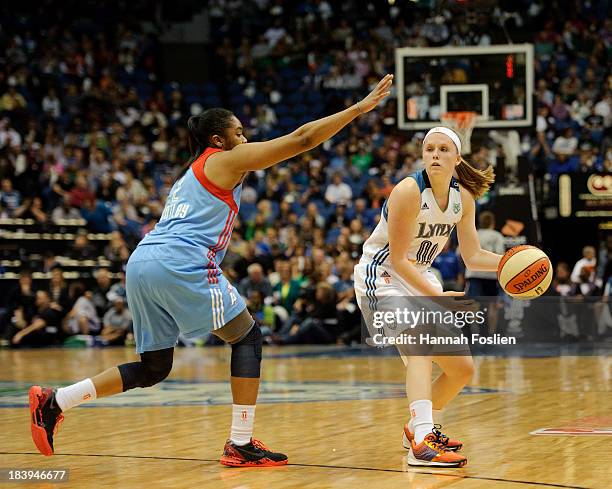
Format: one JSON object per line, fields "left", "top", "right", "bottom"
{"left": 230, "top": 324, "right": 262, "bottom": 378}
{"left": 118, "top": 347, "right": 174, "bottom": 391}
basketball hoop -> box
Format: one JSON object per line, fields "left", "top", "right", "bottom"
{"left": 441, "top": 111, "right": 477, "bottom": 155}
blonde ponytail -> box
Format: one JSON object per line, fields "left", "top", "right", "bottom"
{"left": 455, "top": 157, "right": 495, "bottom": 199}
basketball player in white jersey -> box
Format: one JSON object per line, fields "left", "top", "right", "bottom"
{"left": 354, "top": 127, "right": 502, "bottom": 467}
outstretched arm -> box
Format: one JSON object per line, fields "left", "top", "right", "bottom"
{"left": 456, "top": 188, "right": 502, "bottom": 272}
{"left": 209, "top": 74, "right": 393, "bottom": 175}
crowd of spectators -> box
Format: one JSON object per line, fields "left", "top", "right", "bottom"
{"left": 530, "top": 16, "right": 611, "bottom": 182}
{"left": 0, "top": 1, "right": 610, "bottom": 347}
{"left": 1, "top": 265, "right": 132, "bottom": 347}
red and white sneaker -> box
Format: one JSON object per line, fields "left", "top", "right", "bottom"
{"left": 220, "top": 438, "right": 288, "bottom": 467}
{"left": 403, "top": 423, "right": 463, "bottom": 452}
{"left": 29, "top": 386, "right": 64, "bottom": 456}
{"left": 408, "top": 432, "right": 467, "bottom": 467}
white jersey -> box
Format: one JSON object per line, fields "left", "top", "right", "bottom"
{"left": 360, "top": 170, "right": 463, "bottom": 272}
{"left": 354, "top": 170, "right": 466, "bottom": 355}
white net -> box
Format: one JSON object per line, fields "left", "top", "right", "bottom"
{"left": 440, "top": 112, "right": 477, "bottom": 155}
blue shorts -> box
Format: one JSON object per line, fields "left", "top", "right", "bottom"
{"left": 126, "top": 256, "right": 246, "bottom": 353}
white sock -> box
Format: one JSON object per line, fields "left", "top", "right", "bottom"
{"left": 409, "top": 408, "right": 441, "bottom": 432}
{"left": 55, "top": 379, "right": 97, "bottom": 412}
{"left": 410, "top": 399, "right": 434, "bottom": 444}
{"left": 230, "top": 404, "right": 255, "bottom": 446}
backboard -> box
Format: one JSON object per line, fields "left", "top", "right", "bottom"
{"left": 396, "top": 44, "right": 534, "bottom": 130}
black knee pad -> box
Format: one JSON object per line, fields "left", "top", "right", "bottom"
{"left": 230, "top": 325, "right": 262, "bottom": 378}
{"left": 118, "top": 347, "right": 174, "bottom": 391}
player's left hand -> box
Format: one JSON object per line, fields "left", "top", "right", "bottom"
{"left": 357, "top": 74, "right": 393, "bottom": 113}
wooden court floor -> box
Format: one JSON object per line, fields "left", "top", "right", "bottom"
{"left": 1, "top": 346, "right": 611, "bottom": 489}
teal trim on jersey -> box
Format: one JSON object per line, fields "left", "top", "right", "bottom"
{"left": 410, "top": 170, "right": 460, "bottom": 192}
{"left": 409, "top": 170, "right": 428, "bottom": 192}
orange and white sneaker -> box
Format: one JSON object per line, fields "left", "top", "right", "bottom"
{"left": 220, "top": 438, "right": 288, "bottom": 467}
{"left": 403, "top": 423, "right": 463, "bottom": 452}
{"left": 408, "top": 432, "right": 467, "bottom": 467}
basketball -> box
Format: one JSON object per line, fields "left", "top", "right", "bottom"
{"left": 497, "top": 245, "right": 553, "bottom": 299}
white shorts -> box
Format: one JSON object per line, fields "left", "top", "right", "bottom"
{"left": 354, "top": 261, "right": 467, "bottom": 357}
{"left": 353, "top": 261, "right": 443, "bottom": 302}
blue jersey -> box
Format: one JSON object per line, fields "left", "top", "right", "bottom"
{"left": 134, "top": 148, "right": 242, "bottom": 284}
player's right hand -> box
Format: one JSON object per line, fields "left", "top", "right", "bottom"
{"left": 436, "top": 291, "right": 479, "bottom": 312}
{"left": 357, "top": 74, "right": 393, "bottom": 113}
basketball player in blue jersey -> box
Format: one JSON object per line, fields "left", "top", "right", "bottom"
{"left": 355, "top": 127, "right": 502, "bottom": 467}
{"left": 28, "top": 74, "right": 394, "bottom": 466}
